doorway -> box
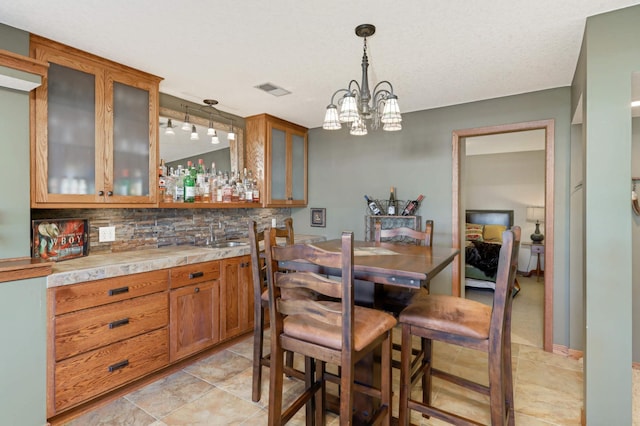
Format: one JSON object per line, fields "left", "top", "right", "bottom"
{"left": 452, "top": 119, "right": 554, "bottom": 352}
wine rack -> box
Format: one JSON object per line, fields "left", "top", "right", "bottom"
{"left": 364, "top": 215, "right": 422, "bottom": 241}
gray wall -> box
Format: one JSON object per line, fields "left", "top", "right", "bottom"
{"left": 572, "top": 6, "right": 640, "bottom": 423}
{"left": 292, "top": 87, "right": 572, "bottom": 344}
{"left": 0, "top": 23, "right": 47, "bottom": 426}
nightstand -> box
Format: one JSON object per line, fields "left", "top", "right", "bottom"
{"left": 530, "top": 243, "right": 544, "bottom": 282}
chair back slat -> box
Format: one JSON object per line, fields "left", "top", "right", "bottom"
{"left": 375, "top": 219, "right": 434, "bottom": 246}
{"left": 277, "top": 299, "right": 343, "bottom": 327}
{"left": 276, "top": 271, "right": 343, "bottom": 299}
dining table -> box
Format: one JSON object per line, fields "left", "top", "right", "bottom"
{"left": 277, "top": 238, "right": 460, "bottom": 424}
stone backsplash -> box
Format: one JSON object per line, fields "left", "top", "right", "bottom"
{"left": 31, "top": 208, "right": 291, "bottom": 254}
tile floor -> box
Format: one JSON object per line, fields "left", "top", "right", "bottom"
{"left": 64, "top": 277, "right": 585, "bottom": 425}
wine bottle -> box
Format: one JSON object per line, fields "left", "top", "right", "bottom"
{"left": 364, "top": 195, "right": 382, "bottom": 215}
{"left": 401, "top": 194, "right": 424, "bottom": 216}
{"left": 387, "top": 186, "right": 396, "bottom": 215}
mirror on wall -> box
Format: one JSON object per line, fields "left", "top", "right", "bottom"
{"left": 159, "top": 106, "right": 243, "bottom": 175}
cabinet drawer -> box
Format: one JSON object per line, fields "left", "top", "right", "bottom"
{"left": 170, "top": 261, "right": 220, "bottom": 289}
{"left": 55, "top": 292, "right": 168, "bottom": 361}
{"left": 54, "top": 269, "right": 169, "bottom": 315}
{"left": 54, "top": 328, "right": 168, "bottom": 412}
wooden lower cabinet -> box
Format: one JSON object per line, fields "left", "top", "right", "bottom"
{"left": 48, "top": 270, "right": 170, "bottom": 416}
{"left": 48, "top": 255, "right": 255, "bottom": 419}
{"left": 220, "top": 255, "right": 254, "bottom": 340}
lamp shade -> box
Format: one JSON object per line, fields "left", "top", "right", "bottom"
{"left": 381, "top": 95, "right": 401, "bottom": 124}
{"left": 526, "top": 206, "right": 545, "bottom": 223}
{"left": 323, "top": 105, "right": 342, "bottom": 130}
{"left": 339, "top": 93, "right": 359, "bottom": 123}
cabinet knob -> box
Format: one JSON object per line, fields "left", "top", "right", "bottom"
{"left": 194, "top": 287, "right": 200, "bottom": 293}
{"left": 98, "top": 190, "right": 104, "bottom": 196}
{"left": 107, "top": 191, "right": 113, "bottom": 196}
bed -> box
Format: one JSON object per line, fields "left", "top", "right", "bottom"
{"left": 464, "top": 209, "right": 519, "bottom": 294}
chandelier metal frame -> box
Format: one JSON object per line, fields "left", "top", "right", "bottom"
{"left": 323, "top": 24, "right": 402, "bottom": 136}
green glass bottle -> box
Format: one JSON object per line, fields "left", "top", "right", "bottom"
{"left": 184, "top": 172, "right": 195, "bottom": 203}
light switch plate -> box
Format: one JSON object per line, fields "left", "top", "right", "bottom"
{"left": 99, "top": 226, "right": 115, "bottom": 242}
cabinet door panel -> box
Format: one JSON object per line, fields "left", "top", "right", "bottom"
{"left": 47, "top": 63, "right": 97, "bottom": 197}
{"left": 291, "top": 132, "right": 306, "bottom": 202}
{"left": 169, "top": 280, "right": 220, "bottom": 362}
{"left": 270, "top": 126, "right": 287, "bottom": 201}
{"left": 220, "top": 256, "right": 253, "bottom": 340}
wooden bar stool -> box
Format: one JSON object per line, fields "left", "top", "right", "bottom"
{"left": 248, "top": 218, "right": 300, "bottom": 403}
{"left": 398, "top": 227, "right": 520, "bottom": 426}
{"left": 265, "top": 230, "right": 397, "bottom": 425}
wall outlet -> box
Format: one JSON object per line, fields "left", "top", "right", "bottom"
{"left": 99, "top": 226, "right": 116, "bottom": 242}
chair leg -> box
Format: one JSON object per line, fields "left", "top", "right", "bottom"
{"left": 488, "top": 343, "right": 506, "bottom": 426}
{"left": 398, "top": 324, "right": 412, "bottom": 426}
{"left": 304, "top": 356, "right": 318, "bottom": 425}
{"left": 268, "top": 339, "right": 285, "bottom": 426}
{"left": 504, "top": 318, "right": 515, "bottom": 425}
{"left": 380, "top": 331, "right": 392, "bottom": 426}
{"left": 316, "top": 361, "right": 326, "bottom": 426}
{"left": 421, "top": 338, "right": 432, "bottom": 414}
{"left": 252, "top": 306, "right": 265, "bottom": 402}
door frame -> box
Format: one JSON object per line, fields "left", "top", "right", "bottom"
{"left": 452, "top": 119, "right": 554, "bottom": 352}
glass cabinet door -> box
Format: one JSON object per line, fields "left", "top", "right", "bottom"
{"left": 47, "top": 63, "right": 97, "bottom": 197}
{"left": 111, "top": 81, "right": 150, "bottom": 199}
{"left": 291, "top": 131, "right": 307, "bottom": 203}
{"left": 270, "top": 126, "right": 287, "bottom": 201}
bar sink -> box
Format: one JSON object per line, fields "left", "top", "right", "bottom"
{"left": 207, "top": 241, "right": 248, "bottom": 248}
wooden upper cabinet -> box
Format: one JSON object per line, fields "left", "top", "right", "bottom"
{"left": 245, "top": 114, "right": 308, "bottom": 207}
{"left": 30, "top": 35, "right": 162, "bottom": 207}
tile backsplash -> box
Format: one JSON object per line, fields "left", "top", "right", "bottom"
{"left": 31, "top": 208, "right": 291, "bottom": 254}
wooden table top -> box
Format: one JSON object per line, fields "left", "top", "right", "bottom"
{"left": 280, "top": 239, "right": 460, "bottom": 289}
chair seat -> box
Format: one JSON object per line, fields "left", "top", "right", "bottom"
{"left": 399, "top": 294, "right": 491, "bottom": 340}
{"left": 284, "top": 302, "right": 397, "bottom": 352}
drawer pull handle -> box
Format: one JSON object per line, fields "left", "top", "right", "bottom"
{"left": 195, "top": 287, "right": 200, "bottom": 293}
{"left": 108, "top": 286, "right": 129, "bottom": 296}
{"left": 189, "top": 271, "right": 204, "bottom": 279}
{"left": 109, "top": 318, "right": 130, "bottom": 329}
{"left": 108, "top": 359, "right": 129, "bottom": 372}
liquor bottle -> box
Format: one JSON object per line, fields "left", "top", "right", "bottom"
{"left": 401, "top": 194, "right": 424, "bottom": 216}
{"left": 184, "top": 170, "right": 195, "bottom": 202}
{"left": 364, "top": 195, "right": 382, "bottom": 215}
{"left": 158, "top": 158, "right": 167, "bottom": 177}
{"left": 387, "top": 186, "right": 396, "bottom": 215}
{"left": 174, "top": 166, "right": 184, "bottom": 202}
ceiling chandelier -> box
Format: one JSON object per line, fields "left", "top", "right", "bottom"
{"left": 323, "top": 24, "right": 401, "bottom": 136}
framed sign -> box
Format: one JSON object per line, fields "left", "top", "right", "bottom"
{"left": 310, "top": 208, "right": 326, "bottom": 227}
{"left": 31, "top": 218, "right": 89, "bottom": 261}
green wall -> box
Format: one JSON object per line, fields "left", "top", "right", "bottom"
{"left": 0, "top": 23, "right": 47, "bottom": 426}
{"left": 577, "top": 5, "right": 640, "bottom": 424}
{"left": 293, "top": 87, "right": 573, "bottom": 340}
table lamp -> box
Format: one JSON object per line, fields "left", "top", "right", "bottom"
{"left": 526, "top": 206, "right": 545, "bottom": 243}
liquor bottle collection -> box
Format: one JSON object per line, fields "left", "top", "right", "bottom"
{"left": 159, "top": 158, "right": 259, "bottom": 203}
{"left": 365, "top": 187, "right": 424, "bottom": 216}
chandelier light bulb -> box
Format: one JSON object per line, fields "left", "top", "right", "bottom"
{"left": 190, "top": 125, "right": 199, "bottom": 140}
{"left": 165, "top": 119, "right": 175, "bottom": 135}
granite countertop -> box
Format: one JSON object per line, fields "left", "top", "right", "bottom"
{"left": 47, "top": 234, "right": 326, "bottom": 288}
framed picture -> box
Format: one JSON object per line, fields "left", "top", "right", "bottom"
{"left": 31, "top": 218, "right": 89, "bottom": 262}
{"left": 310, "top": 208, "right": 326, "bottom": 227}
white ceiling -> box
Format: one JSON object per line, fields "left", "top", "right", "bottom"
{"left": 2, "top": 1, "right": 640, "bottom": 129}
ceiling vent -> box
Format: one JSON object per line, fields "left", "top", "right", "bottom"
{"left": 255, "top": 82, "right": 291, "bottom": 97}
